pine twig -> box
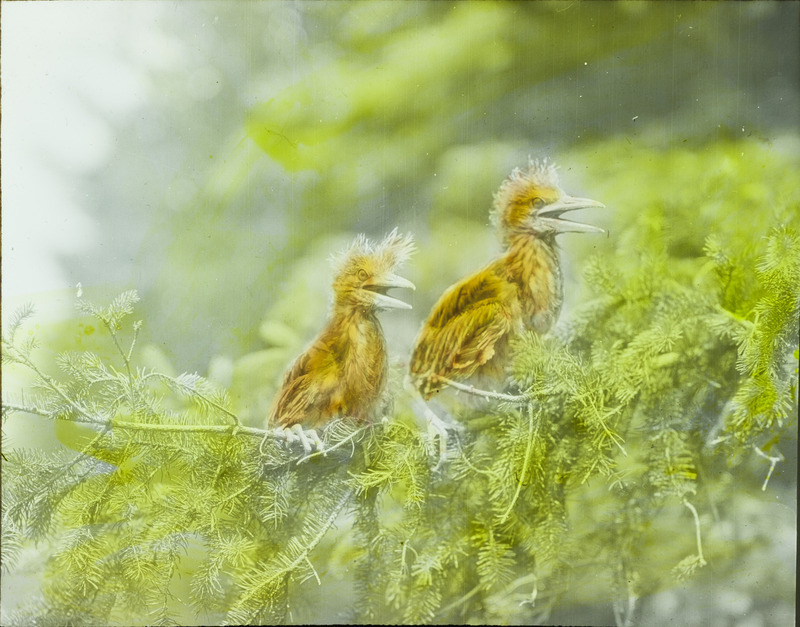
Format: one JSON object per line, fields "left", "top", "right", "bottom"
{"left": 683, "top": 499, "right": 706, "bottom": 566}
{"left": 433, "top": 374, "right": 532, "bottom": 404}
{"left": 142, "top": 372, "right": 240, "bottom": 426}
{"left": 0, "top": 347, "right": 106, "bottom": 426}
{"left": 231, "top": 487, "right": 354, "bottom": 622}
{"left": 295, "top": 423, "right": 372, "bottom": 464}
{"left": 752, "top": 444, "right": 783, "bottom": 491}
{"left": 2, "top": 403, "right": 52, "bottom": 418}
{"left": 3, "top": 400, "right": 364, "bottom": 465}
{"left": 436, "top": 583, "right": 482, "bottom": 618}
{"left": 499, "top": 404, "right": 538, "bottom": 524}
{"left": 114, "top": 420, "right": 261, "bottom": 437}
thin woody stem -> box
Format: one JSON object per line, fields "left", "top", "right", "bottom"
{"left": 1, "top": 408, "right": 112, "bottom": 524}
{"left": 115, "top": 420, "right": 263, "bottom": 437}
{"left": 683, "top": 499, "right": 706, "bottom": 565}
{"left": 752, "top": 444, "right": 782, "bottom": 491}
{"left": 296, "top": 423, "right": 371, "bottom": 464}
{"left": 437, "top": 583, "right": 482, "bottom": 618}
{"left": 104, "top": 319, "right": 134, "bottom": 385}
{"left": 234, "top": 487, "right": 354, "bottom": 621}
{"left": 142, "top": 372, "right": 240, "bottom": 425}
{"left": 1, "top": 347, "right": 106, "bottom": 425}
{"left": 0, "top": 403, "right": 254, "bottom": 436}
{"left": 2, "top": 401, "right": 358, "bottom": 460}
{"left": 433, "top": 374, "right": 532, "bottom": 404}
{"left": 2, "top": 403, "right": 52, "bottom": 418}
{"left": 499, "top": 403, "right": 538, "bottom": 523}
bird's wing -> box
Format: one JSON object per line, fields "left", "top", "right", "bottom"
{"left": 269, "top": 343, "right": 342, "bottom": 429}
{"left": 269, "top": 353, "right": 314, "bottom": 428}
{"left": 410, "top": 269, "right": 517, "bottom": 397}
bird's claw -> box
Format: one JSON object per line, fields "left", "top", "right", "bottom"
{"left": 406, "top": 375, "right": 459, "bottom": 470}
{"left": 421, "top": 407, "right": 466, "bottom": 471}
{"left": 274, "top": 425, "right": 323, "bottom": 454}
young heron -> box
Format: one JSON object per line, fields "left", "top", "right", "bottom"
{"left": 268, "top": 228, "right": 415, "bottom": 451}
{"left": 409, "top": 158, "right": 604, "bottom": 404}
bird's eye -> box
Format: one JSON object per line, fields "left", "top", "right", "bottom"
{"left": 357, "top": 269, "right": 369, "bottom": 281}
{"left": 532, "top": 197, "right": 545, "bottom": 209}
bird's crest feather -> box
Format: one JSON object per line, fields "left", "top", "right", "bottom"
{"left": 331, "top": 227, "right": 415, "bottom": 275}
{"left": 490, "top": 156, "right": 560, "bottom": 233}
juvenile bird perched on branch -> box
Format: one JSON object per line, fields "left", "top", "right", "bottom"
{"left": 268, "top": 228, "right": 415, "bottom": 451}
{"left": 409, "top": 158, "right": 604, "bottom": 401}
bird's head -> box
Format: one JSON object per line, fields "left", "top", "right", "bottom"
{"left": 490, "top": 158, "right": 605, "bottom": 245}
{"left": 331, "top": 228, "right": 416, "bottom": 311}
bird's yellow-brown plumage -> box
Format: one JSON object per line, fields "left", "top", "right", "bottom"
{"left": 409, "top": 158, "right": 603, "bottom": 399}
{"left": 268, "top": 229, "right": 415, "bottom": 430}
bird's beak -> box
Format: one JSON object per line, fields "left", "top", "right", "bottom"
{"left": 539, "top": 195, "right": 606, "bottom": 234}
{"left": 364, "top": 273, "right": 416, "bottom": 310}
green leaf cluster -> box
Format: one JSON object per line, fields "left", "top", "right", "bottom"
{"left": 2, "top": 139, "right": 798, "bottom": 625}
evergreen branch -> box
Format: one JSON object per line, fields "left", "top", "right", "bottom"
{"left": 2, "top": 402, "right": 52, "bottom": 418}
{"left": 588, "top": 402, "right": 627, "bottom": 457}
{"left": 2, "top": 163, "right": 796, "bottom": 623}
{"left": 752, "top": 445, "right": 783, "bottom": 491}
{"left": 473, "top": 525, "right": 515, "bottom": 589}
{"left": 229, "top": 487, "right": 354, "bottom": 624}
{"left": 77, "top": 290, "right": 140, "bottom": 384}
{"left": 1, "top": 343, "right": 106, "bottom": 425}
{"left": 143, "top": 372, "right": 240, "bottom": 425}
{"left": 303, "top": 555, "right": 321, "bottom": 586}
{"left": 3, "top": 407, "right": 271, "bottom": 449}
{"left": 217, "top": 479, "right": 259, "bottom": 510}
{"left": 433, "top": 374, "right": 532, "bottom": 404}
{"left": 2, "top": 427, "right": 111, "bottom": 531}
{"left": 0, "top": 402, "right": 247, "bottom": 439}
{"left": 398, "top": 538, "right": 411, "bottom": 580}
{"left": 2, "top": 400, "right": 363, "bottom": 464}
{"left": 581, "top": 457, "right": 602, "bottom": 484}
{"left": 1, "top": 518, "right": 24, "bottom": 573}
{"left": 437, "top": 582, "right": 481, "bottom": 618}
{"left": 114, "top": 420, "right": 261, "bottom": 437}
{"left": 295, "top": 422, "right": 372, "bottom": 464}
{"left": 683, "top": 499, "right": 706, "bottom": 567}
{"left": 106, "top": 321, "right": 134, "bottom": 384}
{"left": 127, "top": 321, "right": 143, "bottom": 365}
{"left": 453, "top": 437, "right": 494, "bottom": 477}
{"left": 5, "top": 302, "right": 36, "bottom": 344}
{"left": 499, "top": 404, "right": 538, "bottom": 524}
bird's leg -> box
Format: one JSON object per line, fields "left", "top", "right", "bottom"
{"left": 404, "top": 375, "right": 455, "bottom": 469}
{"left": 417, "top": 399, "right": 451, "bottom": 469}
{"left": 274, "top": 424, "right": 323, "bottom": 454}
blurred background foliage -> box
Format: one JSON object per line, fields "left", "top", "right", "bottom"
{"left": 24, "top": 1, "right": 795, "bottom": 368}
{"left": 2, "top": 1, "right": 798, "bottom": 625}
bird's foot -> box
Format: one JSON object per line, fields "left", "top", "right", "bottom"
{"left": 274, "top": 425, "right": 323, "bottom": 454}
{"left": 404, "top": 374, "right": 463, "bottom": 469}
{"left": 426, "top": 412, "right": 452, "bottom": 471}
{"left": 416, "top": 403, "right": 463, "bottom": 470}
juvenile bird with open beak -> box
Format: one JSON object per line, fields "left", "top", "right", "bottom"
{"left": 268, "top": 228, "right": 415, "bottom": 451}
{"left": 409, "top": 158, "right": 604, "bottom": 403}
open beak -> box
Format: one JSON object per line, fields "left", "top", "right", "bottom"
{"left": 539, "top": 195, "right": 605, "bottom": 234}
{"left": 364, "top": 273, "right": 416, "bottom": 310}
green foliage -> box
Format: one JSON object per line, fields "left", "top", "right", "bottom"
{"left": 2, "top": 141, "right": 798, "bottom": 625}
{"left": 113, "top": 1, "right": 799, "bottom": 372}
